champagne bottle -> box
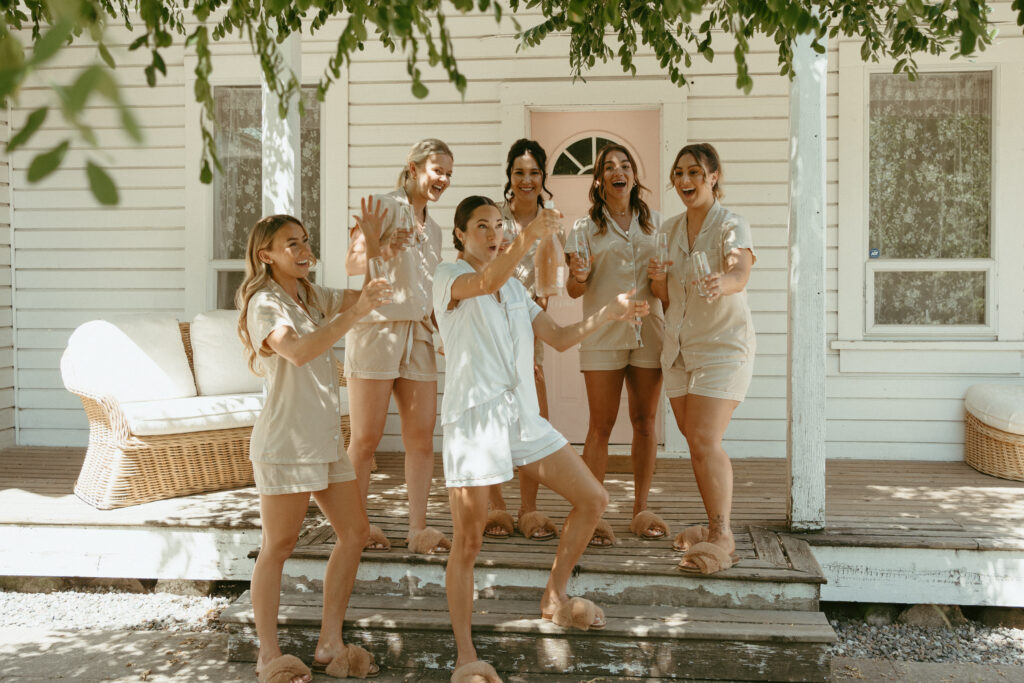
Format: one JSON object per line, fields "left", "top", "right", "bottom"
{"left": 533, "top": 200, "right": 565, "bottom": 297}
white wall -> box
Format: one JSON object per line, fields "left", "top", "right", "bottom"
{"left": 0, "top": 101, "right": 14, "bottom": 447}
{"left": 7, "top": 5, "right": 1023, "bottom": 459}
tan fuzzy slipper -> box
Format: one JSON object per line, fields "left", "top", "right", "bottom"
{"left": 586, "top": 518, "right": 616, "bottom": 547}
{"left": 517, "top": 510, "right": 557, "bottom": 540}
{"left": 629, "top": 510, "right": 670, "bottom": 540}
{"left": 672, "top": 525, "right": 708, "bottom": 552}
{"left": 678, "top": 541, "right": 739, "bottom": 575}
{"left": 320, "top": 643, "right": 379, "bottom": 678}
{"left": 364, "top": 524, "right": 391, "bottom": 551}
{"left": 483, "top": 510, "right": 515, "bottom": 539}
{"left": 406, "top": 526, "right": 451, "bottom": 554}
{"left": 542, "top": 596, "right": 606, "bottom": 631}
{"left": 258, "top": 654, "right": 311, "bottom": 683}
{"left": 450, "top": 659, "right": 503, "bottom": 682}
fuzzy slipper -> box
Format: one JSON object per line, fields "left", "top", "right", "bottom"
{"left": 585, "top": 518, "right": 616, "bottom": 547}
{"left": 363, "top": 524, "right": 391, "bottom": 551}
{"left": 678, "top": 541, "right": 739, "bottom": 575}
{"left": 483, "top": 510, "right": 515, "bottom": 539}
{"left": 672, "top": 525, "right": 708, "bottom": 552}
{"left": 258, "top": 654, "right": 311, "bottom": 683}
{"left": 629, "top": 510, "right": 669, "bottom": 540}
{"left": 450, "top": 659, "right": 503, "bottom": 683}
{"left": 315, "top": 643, "right": 379, "bottom": 679}
{"left": 517, "top": 510, "right": 557, "bottom": 541}
{"left": 542, "top": 596, "right": 607, "bottom": 631}
{"left": 406, "top": 526, "right": 451, "bottom": 554}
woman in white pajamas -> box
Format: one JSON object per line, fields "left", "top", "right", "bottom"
{"left": 434, "top": 195, "right": 646, "bottom": 683}
{"left": 345, "top": 138, "right": 453, "bottom": 554}
{"left": 649, "top": 143, "right": 756, "bottom": 575}
{"left": 565, "top": 143, "right": 667, "bottom": 546}
{"left": 237, "top": 214, "right": 391, "bottom": 682}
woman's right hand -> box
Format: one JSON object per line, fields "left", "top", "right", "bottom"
{"left": 353, "top": 196, "right": 389, "bottom": 250}
{"left": 647, "top": 256, "right": 673, "bottom": 282}
{"left": 524, "top": 208, "right": 562, "bottom": 241}
{"left": 569, "top": 252, "right": 591, "bottom": 282}
{"left": 355, "top": 277, "right": 393, "bottom": 316}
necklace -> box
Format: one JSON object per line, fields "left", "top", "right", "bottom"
{"left": 610, "top": 206, "right": 629, "bottom": 217}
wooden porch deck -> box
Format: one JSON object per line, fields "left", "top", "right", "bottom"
{"left": 1, "top": 446, "right": 1022, "bottom": 604}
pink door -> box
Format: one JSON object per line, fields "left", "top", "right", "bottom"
{"left": 531, "top": 110, "right": 663, "bottom": 444}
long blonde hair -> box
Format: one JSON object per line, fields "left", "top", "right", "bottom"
{"left": 235, "top": 214, "right": 323, "bottom": 375}
{"left": 396, "top": 138, "right": 454, "bottom": 190}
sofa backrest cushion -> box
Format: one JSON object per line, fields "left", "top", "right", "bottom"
{"left": 62, "top": 316, "right": 198, "bottom": 403}
{"left": 191, "top": 310, "right": 263, "bottom": 395}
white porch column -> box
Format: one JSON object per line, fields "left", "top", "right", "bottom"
{"left": 786, "top": 31, "right": 828, "bottom": 530}
{"left": 262, "top": 34, "right": 302, "bottom": 217}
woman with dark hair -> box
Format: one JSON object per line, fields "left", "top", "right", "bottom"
{"left": 565, "top": 143, "right": 666, "bottom": 546}
{"left": 483, "top": 138, "right": 560, "bottom": 542}
{"left": 649, "top": 143, "right": 755, "bottom": 574}
{"left": 434, "top": 195, "right": 647, "bottom": 682}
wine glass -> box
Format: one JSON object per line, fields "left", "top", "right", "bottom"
{"left": 571, "top": 225, "right": 591, "bottom": 281}
{"left": 691, "top": 250, "right": 712, "bottom": 300}
{"left": 656, "top": 232, "right": 669, "bottom": 265}
{"left": 368, "top": 256, "right": 394, "bottom": 304}
{"left": 629, "top": 233, "right": 644, "bottom": 349}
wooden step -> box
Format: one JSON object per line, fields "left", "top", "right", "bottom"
{"left": 221, "top": 591, "right": 835, "bottom": 681}
{"left": 276, "top": 523, "right": 826, "bottom": 612}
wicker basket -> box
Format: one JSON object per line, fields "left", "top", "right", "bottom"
{"left": 965, "top": 410, "right": 1024, "bottom": 482}
{"left": 69, "top": 323, "right": 352, "bottom": 509}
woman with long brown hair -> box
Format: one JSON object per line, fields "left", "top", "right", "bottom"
{"left": 565, "top": 143, "right": 667, "bottom": 546}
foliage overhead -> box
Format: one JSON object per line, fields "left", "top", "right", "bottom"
{"left": 1, "top": 0, "right": 1015, "bottom": 203}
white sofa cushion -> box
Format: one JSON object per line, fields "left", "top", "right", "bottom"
{"left": 965, "top": 384, "right": 1024, "bottom": 435}
{"left": 191, "top": 310, "right": 263, "bottom": 396}
{"left": 121, "top": 393, "right": 265, "bottom": 436}
{"left": 62, "top": 316, "right": 197, "bottom": 403}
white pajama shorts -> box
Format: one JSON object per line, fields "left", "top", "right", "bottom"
{"left": 442, "top": 394, "right": 568, "bottom": 489}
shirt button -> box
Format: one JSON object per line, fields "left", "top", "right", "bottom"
{"left": 333, "top": 434, "right": 339, "bottom": 441}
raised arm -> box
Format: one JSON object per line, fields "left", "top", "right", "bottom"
{"left": 531, "top": 289, "right": 647, "bottom": 352}
{"left": 346, "top": 195, "right": 406, "bottom": 276}
{"left": 703, "top": 247, "right": 753, "bottom": 302}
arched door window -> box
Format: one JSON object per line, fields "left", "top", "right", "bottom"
{"left": 552, "top": 135, "right": 622, "bottom": 176}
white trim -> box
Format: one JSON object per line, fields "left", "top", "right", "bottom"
{"left": 837, "top": 39, "right": 1024, "bottom": 350}
{"left": 499, "top": 80, "right": 688, "bottom": 453}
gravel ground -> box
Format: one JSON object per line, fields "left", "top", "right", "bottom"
{"left": 3, "top": 587, "right": 1024, "bottom": 669}
{"left": 829, "top": 616, "right": 1024, "bottom": 666}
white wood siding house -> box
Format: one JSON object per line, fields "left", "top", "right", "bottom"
{"left": 5, "top": 3, "right": 1023, "bottom": 460}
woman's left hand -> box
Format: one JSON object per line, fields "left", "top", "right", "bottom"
{"left": 605, "top": 289, "right": 649, "bottom": 322}
{"left": 647, "top": 256, "right": 673, "bottom": 282}
{"left": 703, "top": 272, "right": 723, "bottom": 302}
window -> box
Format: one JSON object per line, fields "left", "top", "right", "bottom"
{"left": 211, "top": 86, "right": 321, "bottom": 309}
{"left": 552, "top": 135, "right": 621, "bottom": 176}
{"left": 865, "top": 71, "right": 992, "bottom": 334}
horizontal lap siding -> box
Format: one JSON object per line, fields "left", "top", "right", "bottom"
{"left": 1, "top": 104, "right": 13, "bottom": 446}
{"left": 10, "top": 34, "right": 188, "bottom": 446}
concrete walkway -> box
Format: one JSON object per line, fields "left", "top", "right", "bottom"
{"left": 1, "top": 627, "right": 1021, "bottom": 682}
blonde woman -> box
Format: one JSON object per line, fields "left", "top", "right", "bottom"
{"left": 649, "top": 143, "right": 756, "bottom": 574}
{"left": 345, "top": 138, "right": 454, "bottom": 554}
{"left": 565, "top": 143, "right": 666, "bottom": 546}
{"left": 237, "top": 215, "right": 390, "bottom": 682}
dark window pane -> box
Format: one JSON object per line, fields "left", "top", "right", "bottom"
{"left": 869, "top": 72, "right": 991, "bottom": 260}
{"left": 874, "top": 271, "right": 986, "bottom": 325}
{"left": 566, "top": 138, "right": 592, "bottom": 169}
{"left": 553, "top": 153, "right": 580, "bottom": 176}
{"left": 217, "top": 270, "right": 245, "bottom": 310}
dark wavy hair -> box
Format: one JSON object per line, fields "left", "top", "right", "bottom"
{"left": 502, "top": 138, "right": 552, "bottom": 206}
{"left": 588, "top": 143, "right": 654, "bottom": 236}
{"left": 452, "top": 195, "right": 498, "bottom": 251}
{"left": 671, "top": 142, "right": 725, "bottom": 199}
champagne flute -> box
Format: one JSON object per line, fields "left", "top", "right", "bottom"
{"left": 630, "top": 233, "right": 644, "bottom": 349}
{"left": 656, "top": 232, "right": 669, "bottom": 265}
{"left": 572, "top": 225, "right": 591, "bottom": 280}
{"left": 368, "top": 256, "right": 394, "bottom": 304}
{"left": 691, "top": 250, "right": 712, "bottom": 300}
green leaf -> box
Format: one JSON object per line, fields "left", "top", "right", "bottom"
{"left": 27, "top": 141, "right": 70, "bottom": 183}
{"left": 7, "top": 107, "right": 47, "bottom": 153}
{"left": 200, "top": 159, "right": 213, "bottom": 184}
{"left": 86, "top": 161, "right": 119, "bottom": 205}
{"left": 31, "top": 19, "right": 73, "bottom": 65}
{"left": 98, "top": 42, "right": 116, "bottom": 69}
{"left": 412, "top": 80, "right": 428, "bottom": 98}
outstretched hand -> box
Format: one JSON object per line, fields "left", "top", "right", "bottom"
{"left": 604, "top": 288, "right": 649, "bottom": 323}
{"left": 353, "top": 196, "right": 389, "bottom": 249}
{"left": 355, "top": 277, "right": 393, "bottom": 317}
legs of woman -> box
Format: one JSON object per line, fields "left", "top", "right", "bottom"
{"left": 670, "top": 393, "right": 740, "bottom": 559}
{"left": 310, "top": 479, "right": 372, "bottom": 668}
{"left": 346, "top": 377, "right": 394, "bottom": 501}
{"left": 253, "top": 492, "right": 313, "bottom": 683}
{"left": 623, "top": 366, "right": 663, "bottom": 524}
{"left": 447, "top": 484, "right": 491, "bottom": 667}
{"left": 581, "top": 368, "right": 627, "bottom": 483}
{"left": 519, "top": 444, "right": 608, "bottom": 616}
{"left": 392, "top": 377, "right": 444, "bottom": 547}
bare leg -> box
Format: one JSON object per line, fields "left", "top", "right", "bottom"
{"left": 670, "top": 394, "right": 740, "bottom": 562}
{"left": 447, "top": 485, "right": 490, "bottom": 667}
{"left": 311, "top": 479, "right": 372, "bottom": 668}
{"left": 623, "top": 366, "right": 663, "bottom": 527}
{"left": 392, "top": 377, "right": 440, "bottom": 544}
{"left": 252, "top": 492, "right": 312, "bottom": 683}
{"left": 581, "top": 368, "right": 627, "bottom": 483}
{"left": 519, "top": 444, "right": 608, "bottom": 616}
{"left": 346, "top": 377, "right": 394, "bottom": 502}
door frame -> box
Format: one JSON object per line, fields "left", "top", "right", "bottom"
{"left": 499, "top": 81, "right": 689, "bottom": 456}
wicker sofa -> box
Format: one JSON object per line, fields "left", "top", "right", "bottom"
{"left": 60, "top": 312, "right": 350, "bottom": 509}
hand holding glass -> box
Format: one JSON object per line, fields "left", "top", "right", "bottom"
{"left": 656, "top": 233, "right": 669, "bottom": 265}
{"left": 691, "top": 250, "right": 712, "bottom": 300}
{"left": 571, "top": 228, "right": 591, "bottom": 281}
{"left": 368, "top": 257, "right": 394, "bottom": 304}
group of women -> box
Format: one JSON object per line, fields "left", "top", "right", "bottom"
{"left": 238, "top": 137, "right": 756, "bottom": 683}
